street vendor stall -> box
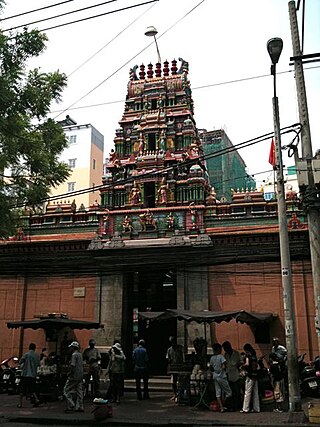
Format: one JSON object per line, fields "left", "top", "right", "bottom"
{"left": 139, "top": 309, "right": 276, "bottom": 407}
{"left": 7, "top": 314, "right": 103, "bottom": 399}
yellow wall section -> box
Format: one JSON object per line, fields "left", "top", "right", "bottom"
{"left": 89, "top": 142, "right": 104, "bottom": 206}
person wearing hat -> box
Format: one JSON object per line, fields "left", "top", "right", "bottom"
{"left": 83, "top": 338, "right": 101, "bottom": 397}
{"left": 107, "top": 340, "right": 126, "bottom": 404}
{"left": 132, "top": 339, "right": 150, "bottom": 400}
{"left": 271, "top": 338, "right": 287, "bottom": 361}
{"left": 63, "top": 341, "right": 84, "bottom": 413}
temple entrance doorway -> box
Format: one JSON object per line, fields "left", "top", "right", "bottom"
{"left": 124, "top": 268, "right": 177, "bottom": 375}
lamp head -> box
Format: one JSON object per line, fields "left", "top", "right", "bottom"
{"left": 145, "top": 26, "right": 158, "bottom": 37}
{"left": 267, "top": 37, "right": 283, "bottom": 65}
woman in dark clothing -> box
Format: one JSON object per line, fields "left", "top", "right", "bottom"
{"left": 240, "top": 343, "right": 260, "bottom": 413}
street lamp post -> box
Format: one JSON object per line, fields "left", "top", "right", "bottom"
{"left": 145, "top": 26, "right": 161, "bottom": 64}
{"left": 267, "top": 37, "right": 301, "bottom": 412}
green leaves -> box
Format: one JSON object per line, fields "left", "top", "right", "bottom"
{"left": 0, "top": 15, "right": 70, "bottom": 238}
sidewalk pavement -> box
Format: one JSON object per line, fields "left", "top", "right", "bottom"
{"left": 0, "top": 391, "right": 313, "bottom": 426}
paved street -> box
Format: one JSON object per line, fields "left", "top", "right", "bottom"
{"left": 0, "top": 391, "right": 313, "bottom": 426}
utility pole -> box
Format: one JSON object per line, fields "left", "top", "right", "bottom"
{"left": 288, "top": 0, "right": 320, "bottom": 356}
{"left": 267, "top": 37, "right": 301, "bottom": 412}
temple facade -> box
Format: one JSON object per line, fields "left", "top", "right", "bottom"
{"left": 0, "top": 59, "right": 316, "bottom": 375}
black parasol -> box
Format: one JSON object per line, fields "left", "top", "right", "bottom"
{"left": 7, "top": 317, "right": 102, "bottom": 332}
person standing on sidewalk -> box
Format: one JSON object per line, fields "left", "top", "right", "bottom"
{"left": 63, "top": 341, "right": 84, "bottom": 413}
{"left": 132, "top": 339, "right": 149, "bottom": 400}
{"left": 166, "top": 336, "right": 184, "bottom": 401}
{"left": 269, "top": 352, "right": 285, "bottom": 412}
{"left": 107, "top": 341, "right": 126, "bottom": 404}
{"left": 240, "top": 343, "right": 260, "bottom": 413}
{"left": 83, "top": 338, "right": 101, "bottom": 397}
{"left": 17, "top": 342, "right": 40, "bottom": 408}
{"left": 209, "top": 343, "right": 232, "bottom": 413}
{"left": 222, "top": 340, "right": 241, "bottom": 411}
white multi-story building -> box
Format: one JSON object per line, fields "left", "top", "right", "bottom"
{"left": 263, "top": 165, "right": 299, "bottom": 200}
{"left": 49, "top": 117, "right": 104, "bottom": 209}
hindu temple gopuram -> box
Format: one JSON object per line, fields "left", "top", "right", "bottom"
{"left": 100, "top": 58, "right": 212, "bottom": 238}
{"left": 0, "top": 58, "right": 316, "bottom": 375}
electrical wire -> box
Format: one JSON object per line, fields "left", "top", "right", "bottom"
{"left": 67, "top": 2, "right": 156, "bottom": 78}
{"left": 3, "top": 0, "right": 120, "bottom": 32}
{"left": 0, "top": 0, "right": 77, "bottom": 22}
{"left": 38, "top": 0, "right": 158, "bottom": 33}
{"left": 7, "top": 122, "right": 302, "bottom": 208}
{"left": 53, "top": 0, "right": 205, "bottom": 119}
{"left": 50, "top": 64, "right": 320, "bottom": 114}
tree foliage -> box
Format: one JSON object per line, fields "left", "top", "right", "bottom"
{"left": 0, "top": 6, "right": 70, "bottom": 238}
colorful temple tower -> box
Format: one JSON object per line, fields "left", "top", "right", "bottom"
{"left": 100, "top": 58, "right": 212, "bottom": 236}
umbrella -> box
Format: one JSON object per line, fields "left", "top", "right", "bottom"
{"left": 7, "top": 317, "right": 103, "bottom": 347}
{"left": 139, "top": 309, "right": 276, "bottom": 354}
{"left": 139, "top": 309, "right": 275, "bottom": 326}
{"left": 7, "top": 318, "right": 102, "bottom": 331}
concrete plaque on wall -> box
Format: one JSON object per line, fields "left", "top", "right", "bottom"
{"left": 74, "top": 287, "right": 85, "bottom": 297}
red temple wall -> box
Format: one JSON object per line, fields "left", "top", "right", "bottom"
{"left": 208, "top": 259, "right": 317, "bottom": 360}
{"left": 0, "top": 275, "right": 97, "bottom": 360}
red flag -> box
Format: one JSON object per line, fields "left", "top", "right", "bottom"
{"left": 268, "top": 138, "right": 276, "bottom": 169}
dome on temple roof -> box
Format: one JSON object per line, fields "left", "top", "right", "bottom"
{"left": 189, "top": 164, "right": 203, "bottom": 177}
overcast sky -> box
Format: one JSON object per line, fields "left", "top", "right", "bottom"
{"left": 1, "top": 0, "right": 319, "bottom": 186}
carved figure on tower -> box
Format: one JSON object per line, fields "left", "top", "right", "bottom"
{"left": 130, "top": 182, "right": 141, "bottom": 205}
{"left": 109, "top": 149, "right": 118, "bottom": 163}
{"left": 122, "top": 215, "right": 133, "bottom": 233}
{"left": 177, "top": 57, "right": 189, "bottom": 75}
{"left": 138, "top": 132, "right": 145, "bottom": 155}
{"left": 129, "top": 65, "right": 139, "bottom": 81}
{"left": 139, "top": 209, "right": 157, "bottom": 231}
{"left": 157, "top": 177, "right": 170, "bottom": 204}
{"left": 167, "top": 212, "right": 175, "bottom": 230}
{"left": 158, "top": 129, "right": 166, "bottom": 152}
{"left": 189, "top": 202, "right": 198, "bottom": 230}
{"left": 157, "top": 94, "right": 165, "bottom": 110}
{"left": 102, "top": 209, "right": 110, "bottom": 234}
{"left": 144, "top": 99, "right": 150, "bottom": 112}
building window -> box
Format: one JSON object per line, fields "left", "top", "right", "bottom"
{"left": 68, "top": 182, "right": 75, "bottom": 192}
{"left": 68, "top": 158, "right": 76, "bottom": 168}
{"left": 93, "top": 159, "right": 96, "bottom": 170}
{"left": 264, "top": 192, "right": 275, "bottom": 201}
{"left": 69, "top": 135, "right": 77, "bottom": 144}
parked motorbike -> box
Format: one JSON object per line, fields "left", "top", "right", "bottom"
{"left": 298, "top": 353, "right": 320, "bottom": 397}
{"left": 0, "top": 356, "right": 19, "bottom": 394}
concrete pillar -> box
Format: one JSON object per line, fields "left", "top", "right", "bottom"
{"left": 94, "top": 274, "right": 123, "bottom": 348}
{"left": 176, "top": 266, "right": 210, "bottom": 351}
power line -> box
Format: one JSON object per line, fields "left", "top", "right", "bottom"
{"left": 37, "top": 0, "right": 158, "bottom": 33}
{"left": 50, "top": 64, "right": 320, "bottom": 114}
{"left": 67, "top": 2, "right": 156, "bottom": 78}
{"left": 0, "top": 0, "right": 77, "bottom": 21}
{"left": 9, "top": 123, "right": 301, "bottom": 208}
{"left": 53, "top": 0, "right": 206, "bottom": 119}
{"left": 3, "top": 0, "right": 120, "bottom": 32}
